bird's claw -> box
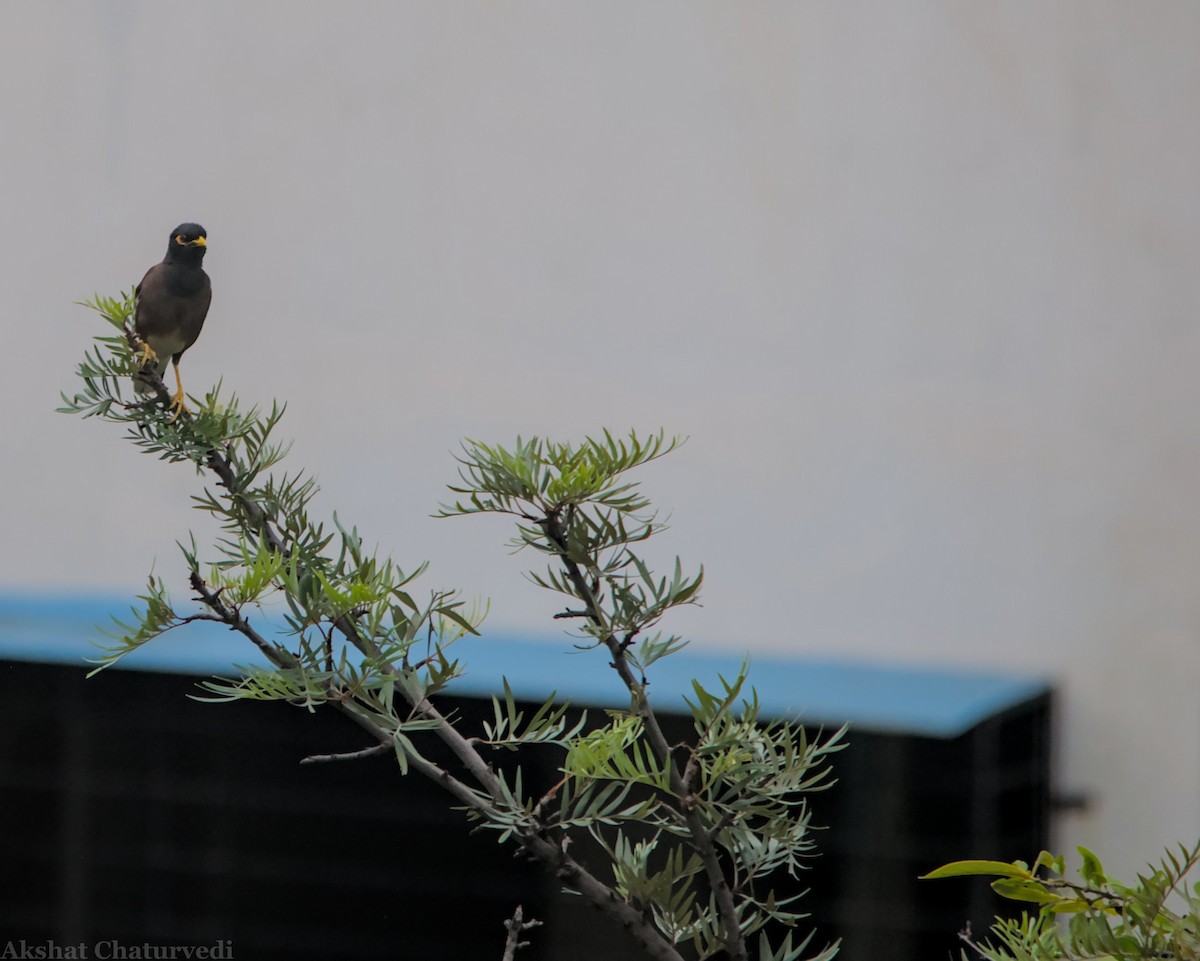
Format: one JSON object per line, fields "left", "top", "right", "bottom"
{"left": 136, "top": 340, "right": 158, "bottom": 366}
{"left": 168, "top": 390, "right": 190, "bottom": 422}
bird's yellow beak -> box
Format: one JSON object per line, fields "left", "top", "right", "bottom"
{"left": 190, "top": 236, "right": 207, "bottom": 248}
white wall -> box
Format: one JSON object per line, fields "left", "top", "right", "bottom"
{"left": 3, "top": 2, "right": 1198, "bottom": 877}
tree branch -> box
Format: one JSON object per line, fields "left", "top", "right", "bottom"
{"left": 74, "top": 327, "right": 697, "bottom": 961}
{"left": 188, "top": 572, "right": 298, "bottom": 669}
{"left": 957, "top": 922, "right": 991, "bottom": 959}
{"left": 181, "top": 414, "right": 687, "bottom": 961}
{"left": 299, "top": 743, "right": 391, "bottom": 765}
{"left": 541, "top": 512, "right": 749, "bottom": 961}
{"left": 500, "top": 905, "right": 541, "bottom": 961}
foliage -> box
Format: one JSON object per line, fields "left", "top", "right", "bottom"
{"left": 922, "top": 842, "right": 1200, "bottom": 960}
{"left": 60, "top": 293, "right": 846, "bottom": 961}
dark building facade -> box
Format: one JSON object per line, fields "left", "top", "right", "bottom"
{"left": 1, "top": 656, "right": 1050, "bottom": 960}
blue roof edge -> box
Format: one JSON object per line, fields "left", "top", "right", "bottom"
{"left": 0, "top": 591, "right": 1051, "bottom": 738}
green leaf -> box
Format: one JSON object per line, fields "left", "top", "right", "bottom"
{"left": 393, "top": 731, "right": 415, "bottom": 776}
{"left": 920, "top": 860, "right": 1035, "bottom": 880}
{"left": 1047, "top": 898, "right": 1090, "bottom": 914}
{"left": 1078, "top": 845, "right": 1107, "bottom": 886}
{"left": 437, "top": 603, "right": 481, "bottom": 636}
{"left": 991, "top": 878, "right": 1061, "bottom": 904}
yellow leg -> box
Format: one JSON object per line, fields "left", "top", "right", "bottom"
{"left": 137, "top": 340, "right": 158, "bottom": 366}
{"left": 169, "top": 362, "right": 189, "bottom": 421}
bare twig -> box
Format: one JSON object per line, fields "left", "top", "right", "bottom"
{"left": 500, "top": 905, "right": 542, "bottom": 961}
{"left": 957, "top": 922, "right": 991, "bottom": 959}
{"left": 300, "top": 743, "right": 391, "bottom": 765}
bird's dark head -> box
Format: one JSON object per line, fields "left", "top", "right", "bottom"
{"left": 164, "top": 223, "right": 208, "bottom": 264}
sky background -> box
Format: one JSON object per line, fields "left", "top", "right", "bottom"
{"left": 3, "top": 2, "right": 1199, "bottom": 875}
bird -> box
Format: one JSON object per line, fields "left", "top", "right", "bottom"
{"left": 133, "top": 222, "right": 212, "bottom": 419}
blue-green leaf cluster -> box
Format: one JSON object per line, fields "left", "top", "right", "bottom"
{"left": 441, "top": 432, "right": 699, "bottom": 659}
{"left": 441, "top": 433, "right": 843, "bottom": 961}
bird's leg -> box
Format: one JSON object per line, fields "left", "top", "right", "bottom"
{"left": 169, "top": 360, "right": 189, "bottom": 421}
{"left": 136, "top": 339, "right": 158, "bottom": 366}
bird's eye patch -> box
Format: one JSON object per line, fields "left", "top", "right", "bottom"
{"left": 174, "top": 234, "right": 187, "bottom": 245}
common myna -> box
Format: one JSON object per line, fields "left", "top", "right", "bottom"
{"left": 134, "top": 222, "right": 211, "bottom": 418}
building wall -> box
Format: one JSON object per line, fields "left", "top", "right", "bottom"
{"left": 3, "top": 2, "right": 1198, "bottom": 878}
{"left": 0, "top": 660, "right": 1051, "bottom": 961}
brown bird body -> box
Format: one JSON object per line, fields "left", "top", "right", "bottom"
{"left": 134, "top": 223, "right": 211, "bottom": 417}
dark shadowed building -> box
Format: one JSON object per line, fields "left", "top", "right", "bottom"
{"left": 1, "top": 594, "right": 1050, "bottom": 960}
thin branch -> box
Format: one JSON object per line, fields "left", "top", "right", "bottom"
{"left": 203, "top": 445, "right": 289, "bottom": 555}
{"left": 707, "top": 806, "right": 743, "bottom": 843}
{"left": 176, "top": 382, "right": 513, "bottom": 812}
{"left": 530, "top": 774, "right": 569, "bottom": 824}
{"left": 183, "top": 570, "right": 492, "bottom": 817}
{"left": 323, "top": 629, "right": 688, "bottom": 958}
{"left": 542, "top": 512, "right": 749, "bottom": 961}
{"left": 325, "top": 606, "right": 511, "bottom": 805}
{"left": 957, "top": 922, "right": 991, "bottom": 959}
{"left": 300, "top": 743, "right": 391, "bottom": 765}
{"left": 500, "top": 905, "right": 541, "bottom": 961}
{"left": 520, "top": 831, "right": 687, "bottom": 961}
{"left": 189, "top": 572, "right": 297, "bottom": 669}
{"left": 316, "top": 701, "right": 689, "bottom": 961}
{"left": 1139, "top": 841, "right": 1200, "bottom": 922}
